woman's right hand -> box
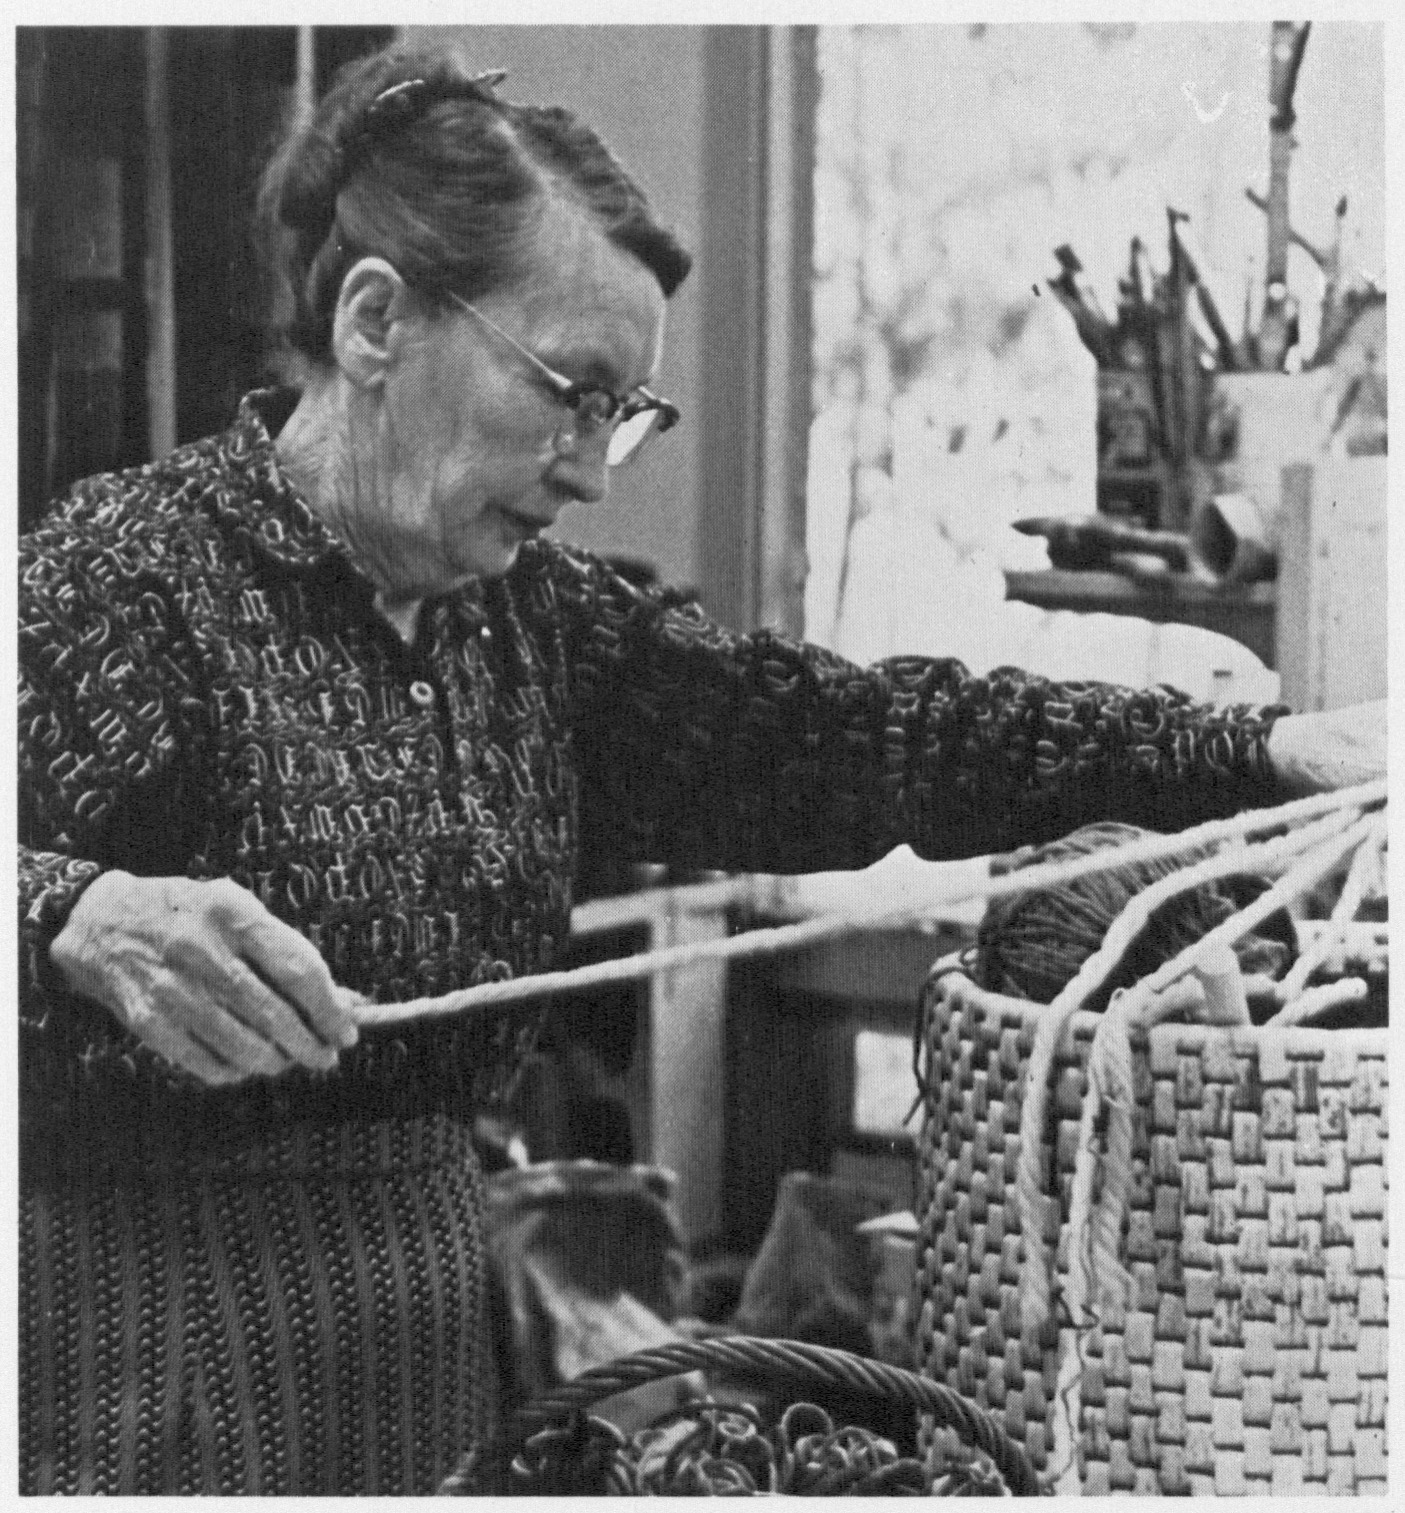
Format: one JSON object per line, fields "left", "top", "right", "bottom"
{"left": 49, "top": 871, "right": 359, "bottom": 1086}
{"left": 1265, "top": 699, "right": 1387, "bottom": 797}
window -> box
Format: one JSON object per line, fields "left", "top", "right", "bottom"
{"left": 803, "top": 23, "right": 1385, "bottom": 698}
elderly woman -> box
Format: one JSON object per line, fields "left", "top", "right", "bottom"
{"left": 18, "top": 43, "right": 1381, "bottom": 1497}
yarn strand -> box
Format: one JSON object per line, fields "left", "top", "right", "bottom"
{"left": 352, "top": 780, "right": 1385, "bottom": 1031}
{"left": 1275, "top": 811, "right": 1386, "bottom": 1001}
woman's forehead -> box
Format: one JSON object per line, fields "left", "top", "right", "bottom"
{"left": 485, "top": 199, "right": 667, "bottom": 377}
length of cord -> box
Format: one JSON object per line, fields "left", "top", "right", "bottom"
{"left": 352, "top": 781, "right": 1383, "bottom": 1031}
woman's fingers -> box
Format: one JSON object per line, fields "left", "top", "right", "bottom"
{"left": 215, "top": 957, "right": 341, "bottom": 1073}
{"left": 226, "top": 903, "right": 359, "bottom": 1052}
{"left": 130, "top": 958, "right": 324, "bottom": 1081}
{"left": 132, "top": 1007, "right": 270, "bottom": 1087}
{"left": 49, "top": 871, "right": 355, "bottom": 1087}
{"left": 161, "top": 969, "right": 306, "bottom": 1079}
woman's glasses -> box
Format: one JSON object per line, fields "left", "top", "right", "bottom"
{"left": 448, "top": 294, "right": 680, "bottom": 467}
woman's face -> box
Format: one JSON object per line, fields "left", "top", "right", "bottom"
{"left": 358, "top": 198, "right": 668, "bottom": 603}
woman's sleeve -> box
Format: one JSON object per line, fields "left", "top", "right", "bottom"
{"left": 18, "top": 498, "right": 193, "bottom": 1040}
{"left": 549, "top": 546, "right": 1288, "bottom": 875}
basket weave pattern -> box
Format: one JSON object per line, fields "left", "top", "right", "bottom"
{"left": 915, "top": 971, "right": 1388, "bottom": 1496}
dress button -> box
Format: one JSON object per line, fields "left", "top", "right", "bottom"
{"left": 409, "top": 680, "right": 436, "bottom": 709}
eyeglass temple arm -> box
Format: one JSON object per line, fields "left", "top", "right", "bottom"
{"left": 632, "top": 387, "right": 681, "bottom": 429}
{"left": 453, "top": 291, "right": 677, "bottom": 423}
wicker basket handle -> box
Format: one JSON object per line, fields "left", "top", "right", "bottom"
{"left": 515, "top": 1335, "right": 1041, "bottom": 1496}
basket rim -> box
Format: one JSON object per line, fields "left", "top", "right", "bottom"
{"left": 926, "top": 962, "right": 1389, "bottom": 1049}
{"left": 507, "top": 1334, "right": 1043, "bottom": 1497}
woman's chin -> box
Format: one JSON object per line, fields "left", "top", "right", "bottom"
{"left": 455, "top": 539, "right": 520, "bottom": 582}
{"left": 433, "top": 513, "right": 537, "bottom": 585}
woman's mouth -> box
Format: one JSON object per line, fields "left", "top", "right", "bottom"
{"left": 500, "top": 507, "right": 549, "bottom": 537}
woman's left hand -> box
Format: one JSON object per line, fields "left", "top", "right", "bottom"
{"left": 1265, "top": 700, "right": 1387, "bottom": 796}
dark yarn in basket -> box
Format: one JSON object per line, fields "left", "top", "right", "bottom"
{"left": 975, "top": 822, "right": 1295, "bottom": 1014}
{"left": 444, "top": 1336, "right": 1042, "bottom": 1496}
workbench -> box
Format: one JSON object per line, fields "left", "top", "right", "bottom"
{"left": 1004, "top": 570, "right": 1278, "bottom": 668}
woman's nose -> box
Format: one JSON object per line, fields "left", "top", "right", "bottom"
{"left": 548, "top": 440, "right": 610, "bottom": 505}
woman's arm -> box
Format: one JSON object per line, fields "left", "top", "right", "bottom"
{"left": 19, "top": 496, "right": 353, "bottom": 1085}
{"left": 546, "top": 545, "right": 1347, "bottom": 876}
{"left": 17, "top": 502, "right": 177, "bottom": 1029}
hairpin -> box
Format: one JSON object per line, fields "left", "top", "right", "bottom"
{"left": 342, "top": 70, "right": 510, "bottom": 175}
{"left": 365, "top": 78, "right": 429, "bottom": 128}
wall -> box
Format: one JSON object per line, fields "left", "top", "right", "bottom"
{"left": 412, "top": 26, "right": 716, "bottom": 602}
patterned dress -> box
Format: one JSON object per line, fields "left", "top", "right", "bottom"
{"left": 18, "top": 390, "right": 1286, "bottom": 1493}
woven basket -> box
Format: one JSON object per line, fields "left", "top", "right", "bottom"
{"left": 914, "top": 964, "right": 1388, "bottom": 1496}
{"left": 446, "top": 1335, "right": 1042, "bottom": 1495}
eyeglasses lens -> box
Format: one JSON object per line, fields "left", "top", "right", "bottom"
{"left": 605, "top": 409, "right": 659, "bottom": 467}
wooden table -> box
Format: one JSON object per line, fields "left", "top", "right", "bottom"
{"left": 1004, "top": 570, "right": 1278, "bottom": 668}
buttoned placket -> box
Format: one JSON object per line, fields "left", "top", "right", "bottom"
{"left": 422, "top": 600, "right": 498, "bottom": 781}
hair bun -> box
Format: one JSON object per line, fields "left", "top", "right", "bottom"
{"left": 277, "top": 130, "right": 343, "bottom": 241}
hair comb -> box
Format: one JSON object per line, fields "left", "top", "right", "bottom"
{"left": 344, "top": 70, "right": 510, "bottom": 171}
{"left": 365, "top": 69, "right": 507, "bottom": 127}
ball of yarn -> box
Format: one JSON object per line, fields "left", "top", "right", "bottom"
{"left": 975, "top": 822, "right": 1293, "bottom": 1011}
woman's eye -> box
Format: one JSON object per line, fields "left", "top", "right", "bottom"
{"left": 575, "top": 390, "right": 619, "bottom": 428}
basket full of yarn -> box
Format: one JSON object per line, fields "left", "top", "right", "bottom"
{"left": 913, "top": 802, "right": 1389, "bottom": 1495}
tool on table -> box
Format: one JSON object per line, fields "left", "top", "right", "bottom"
{"left": 1012, "top": 515, "right": 1192, "bottom": 576}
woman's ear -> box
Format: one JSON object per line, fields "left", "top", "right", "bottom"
{"left": 331, "top": 258, "right": 418, "bottom": 389}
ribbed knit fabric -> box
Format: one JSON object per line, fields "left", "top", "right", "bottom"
{"left": 20, "top": 1114, "right": 490, "bottom": 1496}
